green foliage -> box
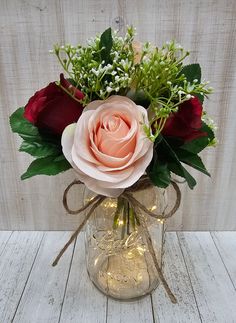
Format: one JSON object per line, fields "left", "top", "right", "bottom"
{"left": 19, "top": 140, "right": 59, "bottom": 158}
{"left": 99, "top": 27, "right": 113, "bottom": 64}
{"left": 159, "top": 137, "right": 197, "bottom": 189}
{"left": 180, "top": 64, "right": 201, "bottom": 83}
{"left": 136, "top": 47, "right": 213, "bottom": 141}
{"left": 179, "top": 64, "right": 204, "bottom": 102}
{"left": 180, "top": 122, "right": 215, "bottom": 154}
{"left": 147, "top": 136, "right": 197, "bottom": 189}
{"left": 175, "top": 149, "right": 210, "bottom": 176}
{"left": 9, "top": 107, "right": 40, "bottom": 141}
{"left": 21, "top": 155, "right": 71, "bottom": 180}
{"left": 53, "top": 27, "right": 135, "bottom": 104}
{"left": 147, "top": 158, "right": 171, "bottom": 188}
{"left": 10, "top": 107, "right": 71, "bottom": 179}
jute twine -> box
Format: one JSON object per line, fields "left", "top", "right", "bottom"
{"left": 52, "top": 175, "right": 181, "bottom": 304}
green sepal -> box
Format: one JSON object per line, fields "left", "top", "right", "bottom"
{"left": 21, "top": 155, "right": 72, "bottom": 180}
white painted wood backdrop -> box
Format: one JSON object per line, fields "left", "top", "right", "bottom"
{"left": 0, "top": 0, "right": 236, "bottom": 230}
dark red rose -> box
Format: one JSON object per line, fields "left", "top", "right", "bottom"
{"left": 24, "top": 74, "right": 84, "bottom": 135}
{"left": 161, "top": 97, "right": 206, "bottom": 142}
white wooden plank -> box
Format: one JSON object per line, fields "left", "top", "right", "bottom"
{"left": 107, "top": 296, "right": 154, "bottom": 323}
{"left": 1, "top": 0, "right": 236, "bottom": 231}
{"left": 0, "top": 231, "right": 12, "bottom": 255}
{"left": 60, "top": 233, "right": 107, "bottom": 323}
{"left": 12, "top": 232, "right": 75, "bottom": 323}
{"left": 178, "top": 232, "right": 236, "bottom": 323}
{"left": 211, "top": 231, "right": 236, "bottom": 288}
{"left": 0, "top": 231, "right": 43, "bottom": 322}
{"left": 152, "top": 232, "right": 201, "bottom": 323}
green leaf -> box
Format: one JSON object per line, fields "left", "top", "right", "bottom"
{"left": 181, "top": 122, "right": 215, "bottom": 154}
{"left": 99, "top": 27, "right": 113, "bottom": 64}
{"left": 126, "top": 89, "right": 150, "bottom": 108}
{"left": 157, "top": 136, "right": 197, "bottom": 189}
{"left": 180, "top": 64, "right": 204, "bottom": 102}
{"left": 181, "top": 63, "right": 201, "bottom": 84}
{"left": 176, "top": 149, "right": 210, "bottom": 176}
{"left": 10, "top": 107, "right": 41, "bottom": 141}
{"left": 167, "top": 161, "right": 197, "bottom": 189}
{"left": 19, "top": 140, "right": 60, "bottom": 158}
{"left": 148, "top": 161, "right": 171, "bottom": 188}
{"left": 21, "top": 155, "right": 71, "bottom": 180}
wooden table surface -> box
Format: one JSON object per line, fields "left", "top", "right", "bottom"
{"left": 0, "top": 231, "right": 236, "bottom": 323}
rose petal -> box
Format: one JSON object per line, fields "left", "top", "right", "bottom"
{"left": 61, "top": 123, "right": 76, "bottom": 164}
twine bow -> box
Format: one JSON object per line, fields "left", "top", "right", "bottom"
{"left": 52, "top": 176, "right": 181, "bottom": 304}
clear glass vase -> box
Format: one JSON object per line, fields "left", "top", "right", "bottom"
{"left": 84, "top": 186, "right": 167, "bottom": 300}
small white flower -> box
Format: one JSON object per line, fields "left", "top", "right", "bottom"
{"left": 106, "top": 86, "right": 113, "bottom": 93}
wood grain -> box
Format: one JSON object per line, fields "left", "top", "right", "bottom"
{"left": 178, "top": 232, "right": 236, "bottom": 323}
{"left": 211, "top": 231, "right": 236, "bottom": 289}
{"left": 0, "top": 231, "right": 236, "bottom": 322}
{"left": 12, "top": 232, "right": 75, "bottom": 323}
{"left": 0, "top": 231, "right": 43, "bottom": 322}
{"left": 107, "top": 296, "right": 154, "bottom": 323}
{"left": 1, "top": 0, "right": 236, "bottom": 230}
{"left": 152, "top": 232, "right": 201, "bottom": 323}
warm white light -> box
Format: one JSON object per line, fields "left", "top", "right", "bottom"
{"left": 150, "top": 205, "right": 157, "bottom": 211}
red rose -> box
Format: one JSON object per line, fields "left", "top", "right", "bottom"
{"left": 161, "top": 97, "right": 206, "bottom": 142}
{"left": 24, "top": 74, "right": 84, "bottom": 135}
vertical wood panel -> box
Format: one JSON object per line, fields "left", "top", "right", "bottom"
{"left": 0, "top": 0, "right": 236, "bottom": 230}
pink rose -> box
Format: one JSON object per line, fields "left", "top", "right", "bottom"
{"left": 62, "top": 96, "right": 153, "bottom": 197}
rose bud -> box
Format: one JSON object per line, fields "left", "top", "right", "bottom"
{"left": 24, "top": 74, "right": 84, "bottom": 135}
{"left": 161, "top": 96, "right": 206, "bottom": 142}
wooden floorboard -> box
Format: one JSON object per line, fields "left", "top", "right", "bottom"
{"left": 0, "top": 231, "right": 12, "bottom": 255}
{"left": 211, "top": 231, "right": 236, "bottom": 289}
{"left": 152, "top": 232, "right": 202, "bottom": 323}
{"left": 178, "top": 232, "right": 236, "bottom": 323}
{"left": 12, "top": 232, "right": 75, "bottom": 323}
{"left": 107, "top": 295, "right": 154, "bottom": 323}
{"left": 0, "top": 231, "right": 43, "bottom": 323}
{"left": 0, "top": 231, "right": 236, "bottom": 323}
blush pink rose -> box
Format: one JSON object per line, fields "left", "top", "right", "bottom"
{"left": 61, "top": 95, "right": 153, "bottom": 197}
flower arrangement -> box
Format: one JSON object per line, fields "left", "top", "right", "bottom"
{"left": 10, "top": 26, "right": 216, "bottom": 195}
{"left": 9, "top": 26, "right": 217, "bottom": 303}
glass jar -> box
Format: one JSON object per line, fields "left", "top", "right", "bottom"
{"left": 84, "top": 186, "right": 167, "bottom": 300}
